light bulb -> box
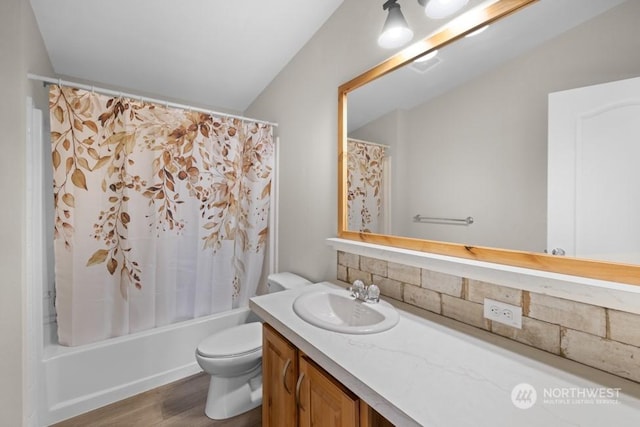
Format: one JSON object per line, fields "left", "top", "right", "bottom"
{"left": 424, "top": 0, "right": 469, "bottom": 19}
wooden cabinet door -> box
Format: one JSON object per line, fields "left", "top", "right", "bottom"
{"left": 263, "top": 324, "right": 298, "bottom": 427}
{"left": 298, "top": 355, "right": 359, "bottom": 427}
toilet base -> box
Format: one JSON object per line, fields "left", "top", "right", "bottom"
{"left": 204, "top": 364, "right": 263, "bottom": 420}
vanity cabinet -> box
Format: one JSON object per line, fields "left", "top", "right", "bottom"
{"left": 263, "top": 323, "right": 298, "bottom": 426}
{"left": 262, "top": 323, "right": 392, "bottom": 427}
{"left": 298, "top": 355, "right": 359, "bottom": 426}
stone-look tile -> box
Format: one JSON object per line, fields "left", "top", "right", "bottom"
{"left": 441, "top": 295, "right": 490, "bottom": 330}
{"left": 387, "top": 262, "right": 421, "bottom": 286}
{"left": 361, "top": 256, "right": 387, "bottom": 277}
{"left": 338, "top": 251, "right": 359, "bottom": 269}
{"left": 404, "top": 286, "right": 441, "bottom": 314}
{"left": 561, "top": 328, "right": 640, "bottom": 383}
{"left": 372, "top": 275, "right": 403, "bottom": 301}
{"left": 421, "top": 269, "right": 463, "bottom": 297}
{"left": 609, "top": 309, "right": 640, "bottom": 347}
{"left": 491, "top": 317, "right": 561, "bottom": 355}
{"left": 467, "top": 280, "right": 522, "bottom": 306}
{"left": 337, "top": 264, "right": 348, "bottom": 282}
{"left": 346, "top": 268, "right": 371, "bottom": 285}
{"left": 522, "top": 291, "right": 531, "bottom": 316}
{"left": 528, "top": 293, "right": 606, "bottom": 337}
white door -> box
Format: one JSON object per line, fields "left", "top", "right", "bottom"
{"left": 548, "top": 76, "right": 640, "bottom": 264}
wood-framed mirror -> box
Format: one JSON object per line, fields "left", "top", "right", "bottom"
{"left": 338, "top": 0, "right": 640, "bottom": 285}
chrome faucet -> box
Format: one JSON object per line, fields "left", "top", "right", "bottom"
{"left": 349, "top": 280, "right": 381, "bottom": 303}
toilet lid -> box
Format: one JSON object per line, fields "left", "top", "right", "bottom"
{"left": 197, "top": 322, "right": 262, "bottom": 358}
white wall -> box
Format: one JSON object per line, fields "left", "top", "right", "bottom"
{"left": 349, "top": 0, "right": 640, "bottom": 253}
{"left": 245, "top": 0, "right": 403, "bottom": 282}
{"left": 247, "top": 0, "right": 640, "bottom": 282}
{"left": 0, "top": 0, "right": 54, "bottom": 424}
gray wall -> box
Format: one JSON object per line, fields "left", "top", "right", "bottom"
{"left": 245, "top": 0, "right": 401, "bottom": 281}
{"left": 243, "top": 0, "right": 455, "bottom": 281}
{"left": 0, "top": 0, "right": 54, "bottom": 424}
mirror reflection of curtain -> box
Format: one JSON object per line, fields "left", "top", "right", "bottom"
{"left": 347, "top": 139, "right": 387, "bottom": 233}
{"left": 49, "top": 85, "right": 274, "bottom": 346}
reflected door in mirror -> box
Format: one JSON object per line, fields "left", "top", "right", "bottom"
{"left": 548, "top": 76, "right": 640, "bottom": 264}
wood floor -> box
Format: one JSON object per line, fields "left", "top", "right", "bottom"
{"left": 51, "top": 373, "right": 262, "bottom": 427}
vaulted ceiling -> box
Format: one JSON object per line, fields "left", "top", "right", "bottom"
{"left": 30, "top": 0, "right": 344, "bottom": 112}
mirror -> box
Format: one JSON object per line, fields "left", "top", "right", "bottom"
{"left": 338, "top": 0, "right": 640, "bottom": 285}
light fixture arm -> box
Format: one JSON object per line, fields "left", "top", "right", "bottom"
{"left": 390, "top": 0, "right": 466, "bottom": 8}
{"left": 383, "top": 0, "right": 400, "bottom": 11}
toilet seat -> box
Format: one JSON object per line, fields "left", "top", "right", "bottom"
{"left": 197, "top": 322, "right": 262, "bottom": 359}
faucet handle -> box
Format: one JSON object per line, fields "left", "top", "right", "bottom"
{"left": 350, "top": 280, "right": 365, "bottom": 297}
{"left": 365, "top": 284, "right": 380, "bottom": 303}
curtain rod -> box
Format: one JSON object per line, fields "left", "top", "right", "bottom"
{"left": 27, "top": 73, "right": 278, "bottom": 128}
{"left": 347, "top": 137, "right": 390, "bottom": 148}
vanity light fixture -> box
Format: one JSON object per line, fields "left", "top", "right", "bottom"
{"left": 378, "top": 0, "right": 469, "bottom": 48}
{"left": 378, "top": 0, "right": 414, "bottom": 49}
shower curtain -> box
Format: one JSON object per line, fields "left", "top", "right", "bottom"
{"left": 49, "top": 85, "right": 274, "bottom": 346}
{"left": 347, "top": 139, "right": 385, "bottom": 233}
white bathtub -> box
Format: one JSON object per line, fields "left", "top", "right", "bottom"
{"left": 41, "top": 307, "right": 258, "bottom": 426}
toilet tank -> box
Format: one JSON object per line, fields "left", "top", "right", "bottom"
{"left": 267, "top": 272, "right": 311, "bottom": 293}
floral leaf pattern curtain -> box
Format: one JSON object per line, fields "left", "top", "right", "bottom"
{"left": 49, "top": 85, "right": 274, "bottom": 346}
{"left": 347, "top": 139, "right": 385, "bottom": 233}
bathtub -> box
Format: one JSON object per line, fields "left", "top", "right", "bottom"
{"left": 41, "top": 307, "right": 258, "bottom": 426}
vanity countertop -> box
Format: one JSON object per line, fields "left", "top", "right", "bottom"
{"left": 249, "top": 281, "right": 640, "bottom": 426}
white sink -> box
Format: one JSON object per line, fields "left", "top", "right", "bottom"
{"left": 292, "top": 289, "right": 399, "bottom": 334}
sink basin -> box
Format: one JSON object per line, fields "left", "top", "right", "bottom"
{"left": 292, "top": 289, "right": 399, "bottom": 334}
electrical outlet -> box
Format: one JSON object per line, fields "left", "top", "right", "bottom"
{"left": 483, "top": 298, "right": 522, "bottom": 329}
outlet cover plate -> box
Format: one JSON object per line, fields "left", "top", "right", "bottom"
{"left": 483, "top": 298, "right": 522, "bottom": 329}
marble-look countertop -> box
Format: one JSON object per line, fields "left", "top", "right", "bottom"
{"left": 249, "top": 282, "right": 640, "bottom": 426}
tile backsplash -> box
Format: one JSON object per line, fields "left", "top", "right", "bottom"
{"left": 337, "top": 251, "right": 640, "bottom": 383}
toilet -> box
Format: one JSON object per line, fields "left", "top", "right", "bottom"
{"left": 195, "top": 272, "right": 311, "bottom": 420}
